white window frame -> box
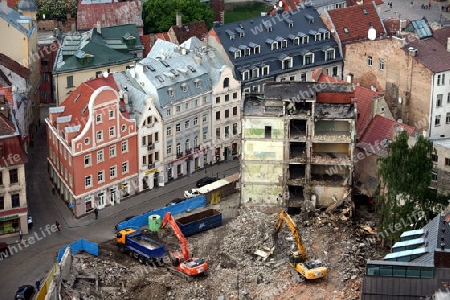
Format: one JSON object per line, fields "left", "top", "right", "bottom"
{"left": 98, "top": 171, "right": 104, "bottom": 183}
{"left": 282, "top": 57, "right": 293, "bottom": 69}
{"left": 110, "top": 166, "right": 117, "bottom": 178}
{"left": 85, "top": 175, "right": 92, "bottom": 188}
{"left": 122, "top": 161, "right": 128, "bottom": 174}
{"left": 109, "top": 145, "right": 116, "bottom": 158}
{"left": 109, "top": 126, "right": 115, "bottom": 138}
{"left": 84, "top": 154, "right": 91, "bottom": 167}
{"left": 109, "top": 110, "right": 115, "bottom": 119}
{"left": 121, "top": 140, "right": 128, "bottom": 153}
{"left": 234, "top": 50, "right": 241, "bottom": 58}
{"left": 97, "top": 150, "right": 104, "bottom": 163}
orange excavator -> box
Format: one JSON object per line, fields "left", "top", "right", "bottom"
{"left": 161, "top": 212, "right": 209, "bottom": 281}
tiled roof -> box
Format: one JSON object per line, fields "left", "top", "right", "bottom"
{"left": 77, "top": 0, "right": 143, "bottom": 31}
{"left": 354, "top": 86, "right": 380, "bottom": 140}
{"left": 0, "top": 110, "right": 16, "bottom": 136}
{"left": 0, "top": 87, "right": 14, "bottom": 106}
{"left": 211, "top": 6, "right": 342, "bottom": 81}
{"left": 327, "top": 3, "right": 386, "bottom": 44}
{"left": 357, "top": 115, "right": 415, "bottom": 156}
{"left": 0, "top": 53, "right": 31, "bottom": 79}
{"left": 403, "top": 29, "right": 450, "bottom": 73}
{"left": 433, "top": 27, "right": 450, "bottom": 47}
{"left": 0, "top": 135, "right": 28, "bottom": 167}
{"left": 0, "top": 4, "right": 34, "bottom": 37}
{"left": 170, "top": 20, "right": 208, "bottom": 44}
{"left": 54, "top": 30, "right": 137, "bottom": 74}
{"left": 140, "top": 32, "right": 171, "bottom": 57}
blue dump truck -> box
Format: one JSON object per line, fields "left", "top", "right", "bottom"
{"left": 116, "top": 228, "right": 166, "bottom": 266}
{"left": 176, "top": 209, "right": 223, "bottom": 237}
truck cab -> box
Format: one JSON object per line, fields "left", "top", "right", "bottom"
{"left": 184, "top": 189, "right": 203, "bottom": 198}
{"left": 116, "top": 228, "right": 136, "bottom": 244}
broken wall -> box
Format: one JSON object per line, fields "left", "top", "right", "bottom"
{"left": 313, "top": 186, "right": 350, "bottom": 206}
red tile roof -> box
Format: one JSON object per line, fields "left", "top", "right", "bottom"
{"left": 354, "top": 86, "right": 379, "bottom": 140}
{"left": 0, "top": 87, "right": 13, "bottom": 106}
{"left": 405, "top": 29, "right": 450, "bottom": 73}
{"left": 358, "top": 115, "right": 415, "bottom": 155}
{"left": 169, "top": 20, "right": 208, "bottom": 44}
{"left": 327, "top": 3, "right": 386, "bottom": 44}
{"left": 0, "top": 111, "right": 16, "bottom": 136}
{"left": 270, "top": 0, "right": 383, "bottom": 15}
{"left": 0, "top": 53, "right": 30, "bottom": 79}
{"left": 140, "top": 32, "right": 170, "bottom": 57}
{"left": 77, "top": 0, "right": 143, "bottom": 31}
{"left": 0, "top": 135, "right": 28, "bottom": 167}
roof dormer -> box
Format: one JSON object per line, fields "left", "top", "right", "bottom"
{"left": 226, "top": 29, "right": 235, "bottom": 40}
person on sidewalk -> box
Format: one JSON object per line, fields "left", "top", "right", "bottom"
{"left": 55, "top": 221, "right": 61, "bottom": 231}
{"left": 19, "top": 230, "right": 23, "bottom": 241}
{"left": 94, "top": 208, "right": 99, "bottom": 220}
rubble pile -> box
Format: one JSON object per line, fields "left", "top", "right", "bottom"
{"left": 60, "top": 197, "right": 387, "bottom": 300}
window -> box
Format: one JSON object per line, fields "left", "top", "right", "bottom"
{"left": 242, "top": 70, "right": 250, "bottom": 81}
{"left": 176, "top": 143, "right": 181, "bottom": 154}
{"left": 176, "top": 123, "right": 181, "bottom": 132}
{"left": 155, "top": 152, "right": 159, "bottom": 161}
{"left": 110, "top": 166, "right": 116, "bottom": 178}
{"left": 9, "top": 169, "right": 18, "bottom": 184}
{"left": 96, "top": 130, "right": 103, "bottom": 141}
{"left": 301, "top": 73, "right": 307, "bottom": 81}
{"left": 233, "top": 92, "right": 238, "bottom": 99}
{"left": 166, "top": 109, "right": 171, "bottom": 116}
{"left": 445, "top": 157, "right": 450, "bottom": 166}
{"left": 84, "top": 154, "right": 91, "bottom": 167}
{"left": 245, "top": 48, "right": 250, "bottom": 56}
{"left": 262, "top": 66, "right": 269, "bottom": 76}
{"left": 225, "top": 126, "right": 230, "bottom": 138}
{"left": 96, "top": 114, "right": 102, "bottom": 124}
{"left": 281, "top": 39, "right": 288, "bottom": 48}
{"left": 216, "top": 127, "right": 220, "bottom": 139}
{"left": 315, "top": 33, "right": 321, "bottom": 41}
{"left": 437, "top": 94, "right": 443, "bottom": 107}
{"left": 432, "top": 170, "right": 438, "bottom": 181}
{"left": 326, "top": 49, "right": 335, "bottom": 61}
{"left": 290, "top": 76, "right": 295, "bottom": 81}
{"left": 367, "top": 56, "right": 373, "bottom": 66}
{"left": 304, "top": 53, "right": 314, "bottom": 65}
{"left": 121, "top": 141, "right": 128, "bottom": 153}
{"left": 194, "top": 136, "right": 198, "bottom": 148}
{"left": 155, "top": 132, "right": 159, "bottom": 142}
{"left": 67, "top": 75, "right": 74, "bottom": 87}
{"left": 193, "top": 117, "right": 198, "bottom": 126}
{"left": 195, "top": 79, "right": 201, "bottom": 88}
{"left": 185, "top": 102, "right": 189, "bottom": 109}
{"left": 167, "top": 145, "right": 172, "bottom": 154}
{"left": 225, "top": 109, "right": 230, "bottom": 118}
{"left": 437, "top": 74, "right": 445, "bottom": 86}
{"left": 432, "top": 153, "right": 438, "bottom": 162}
{"left": 109, "top": 126, "right": 115, "bottom": 138}
{"left": 167, "top": 127, "right": 172, "bottom": 136}
{"left": 109, "top": 145, "right": 116, "bottom": 157}
{"left": 253, "top": 45, "right": 260, "bottom": 54}
{"left": 435, "top": 115, "right": 441, "bottom": 126}
{"left": 176, "top": 105, "right": 181, "bottom": 113}
{"left": 265, "top": 126, "right": 272, "bottom": 139}
{"left": 109, "top": 110, "right": 115, "bottom": 119}
{"left": 379, "top": 59, "right": 385, "bottom": 70}
{"left": 98, "top": 171, "right": 104, "bottom": 183}
{"left": 223, "top": 78, "right": 229, "bottom": 88}
{"left": 168, "top": 88, "right": 174, "bottom": 97}
{"left": 252, "top": 68, "right": 259, "bottom": 78}
{"left": 11, "top": 194, "right": 20, "bottom": 208}
{"left": 232, "top": 106, "right": 238, "bottom": 116}
{"left": 122, "top": 162, "right": 128, "bottom": 174}
{"left": 233, "top": 123, "right": 237, "bottom": 135}
{"left": 271, "top": 42, "right": 278, "bottom": 50}
{"left": 216, "top": 97, "right": 220, "bottom": 103}
{"left": 282, "top": 57, "right": 293, "bottom": 69}
{"left": 216, "top": 111, "right": 220, "bottom": 120}
{"left": 185, "top": 139, "right": 190, "bottom": 151}
{"left": 0, "top": 195, "right": 3, "bottom": 209}
{"left": 302, "top": 36, "right": 309, "bottom": 44}
{"left": 202, "top": 115, "right": 207, "bottom": 122}
{"left": 203, "top": 130, "right": 207, "bottom": 140}
{"left": 181, "top": 84, "right": 188, "bottom": 92}
{"left": 234, "top": 50, "right": 241, "bottom": 58}
{"left": 447, "top": 113, "right": 450, "bottom": 124}
{"left": 185, "top": 120, "right": 189, "bottom": 128}
{"left": 85, "top": 175, "right": 92, "bottom": 188}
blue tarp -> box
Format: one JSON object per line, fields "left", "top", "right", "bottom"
{"left": 116, "top": 195, "right": 207, "bottom": 232}
{"left": 57, "top": 238, "right": 99, "bottom": 262}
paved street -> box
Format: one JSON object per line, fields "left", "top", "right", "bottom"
{"left": 0, "top": 105, "right": 239, "bottom": 299}
{"left": 377, "top": 0, "right": 450, "bottom": 24}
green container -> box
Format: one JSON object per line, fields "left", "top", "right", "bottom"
{"left": 148, "top": 214, "right": 161, "bottom": 232}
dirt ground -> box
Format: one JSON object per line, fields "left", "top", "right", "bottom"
{"left": 61, "top": 194, "right": 388, "bottom": 300}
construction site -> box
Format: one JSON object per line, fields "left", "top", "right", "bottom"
{"left": 57, "top": 192, "right": 388, "bottom": 300}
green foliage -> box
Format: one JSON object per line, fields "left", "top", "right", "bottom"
{"left": 143, "top": 0, "right": 215, "bottom": 34}
{"left": 376, "top": 131, "right": 442, "bottom": 241}
{"left": 36, "top": 0, "right": 77, "bottom": 21}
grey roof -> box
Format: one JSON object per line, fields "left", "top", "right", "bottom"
{"left": 264, "top": 82, "right": 317, "bottom": 100}
{"left": 18, "top": 0, "right": 37, "bottom": 12}
{"left": 0, "top": 6, "right": 35, "bottom": 38}
{"left": 139, "top": 55, "right": 211, "bottom": 108}
{"left": 212, "top": 6, "right": 342, "bottom": 81}
{"left": 315, "top": 103, "right": 355, "bottom": 119}
{"left": 112, "top": 72, "right": 149, "bottom": 124}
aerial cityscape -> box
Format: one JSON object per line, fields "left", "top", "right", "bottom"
{"left": 1, "top": 0, "right": 450, "bottom": 299}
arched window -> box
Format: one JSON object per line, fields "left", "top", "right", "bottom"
{"left": 223, "top": 77, "right": 229, "bottom": 88}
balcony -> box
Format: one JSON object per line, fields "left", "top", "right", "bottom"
{"left": 176, "top": 152, "right": 184, "bottom": 158}
{"left": 148, "top": 163, "right": 155, "bottom": 169}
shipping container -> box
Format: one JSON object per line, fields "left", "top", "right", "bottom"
{"left": 176, "top": 209, "right": 222, "bottom": 237}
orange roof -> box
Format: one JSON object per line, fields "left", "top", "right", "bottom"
{"left": 0, "top": 135, "right": 28, "bottom": 167}
{"left": 327, "top": 3, "right": 386, "bottom": 44}
{"left": 140, "top": 32, "right": 170, "bottom": 57}
{"left": 354, "top": 86, "right": 379, "bottom": 140}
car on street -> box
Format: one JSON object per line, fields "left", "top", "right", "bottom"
{"left": 196, "top": 176, "right": 218, "bottom": 188}
{"left": 14, "top": 285, "right": 35, "bottom": 300}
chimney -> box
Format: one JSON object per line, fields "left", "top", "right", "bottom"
{"left": 176, "top": 12, "right": 182, "bottom": 28}
{"left": 2, "top": 0, "right": 8, "bottom": 14}
{"left": 96, "top": 21, "right": 101, "bottom": 34}
{"left": 447, "top": 37, "right": 450, "bottom": 52}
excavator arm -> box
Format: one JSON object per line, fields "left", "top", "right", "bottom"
{"left": 161, "top": 212, "right": 190, "bottom": 261}
{"left": 273, "top": 210, "right": 307, "bottom": 261}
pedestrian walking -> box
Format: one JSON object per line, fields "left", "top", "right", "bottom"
{"left": 94, "top": 208, "right": 99, "bottom": 220}
{"left": 19, "top": 230, "right": 23, "bottom": 241}
{"left": 55, "top": 221, "right": 61, "bottom": 231}
{"left": 410, "top": 1, "right": 413, "bottom": 8}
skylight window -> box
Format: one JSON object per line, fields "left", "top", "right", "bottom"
{"left": 343, "top": 27, "right": 349, "bottom": 34}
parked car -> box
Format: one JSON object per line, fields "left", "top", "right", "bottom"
{"left": 15, "top": 285, "right": 35, "bottom": 300}
{"left": 114, "top": 215, "right": 136, "bottom": 233}
{"left": 196, "top": 176, "right": 218, "bottom": 188}
{"left": 165, "top": 198, "right": 186, "bottom": 206}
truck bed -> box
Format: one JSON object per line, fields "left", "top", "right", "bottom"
{"left": 130, "top": 236, "right": 161, "bottom": 250}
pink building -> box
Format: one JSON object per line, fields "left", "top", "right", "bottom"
{"left": 46, "top": 76, "right": 138, "bottom": 218}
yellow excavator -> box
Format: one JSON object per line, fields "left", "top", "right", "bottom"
{"left": 273, "top": 210, "right": 328, "bottom": 280}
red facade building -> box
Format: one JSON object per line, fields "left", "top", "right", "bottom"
{"left": 46, "top": 76, "right": 138, "bottom": 218}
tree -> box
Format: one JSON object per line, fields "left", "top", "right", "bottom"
{"left": 143, "top": 0, "right": 215, "bottom": 34}
{"left": 36, "top": 0, "right": 77, "bottom": 21}
{"left": 376, "top": 131, "right": 446, "bottom": 242}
